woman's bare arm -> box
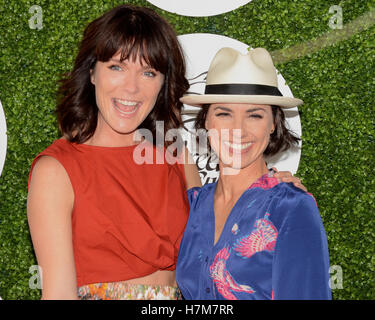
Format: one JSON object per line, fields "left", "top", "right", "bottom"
{"left": 27, "top": 156, "right": 78, "bottom": 299}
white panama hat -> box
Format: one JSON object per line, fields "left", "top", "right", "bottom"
{"left": 180, "top": 47, "right": 303, "bottom": 109}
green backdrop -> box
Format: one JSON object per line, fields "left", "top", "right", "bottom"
{"left": 0, "top": 0, "right": 374, "bottom": 300}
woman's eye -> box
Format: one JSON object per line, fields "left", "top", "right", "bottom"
{"left": 216, "top": 112, "right": 230, "bottom": 117}
{"left": 144, "top": 71, "right": 156, "bottom": 77}
{"left": 250, "top": 114, "right": 263, "bottom": 119}
{"left": 109, "top": 65, "right": 122, "bottom": 71}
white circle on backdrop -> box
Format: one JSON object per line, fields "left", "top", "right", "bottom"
{"left": 0, "top": 100, "right": 7, "bottom": 177}
{"left": 147, "top": 0, "right": 252, "bottom": 17}
{"left": 178, "top": 33, "right": 302, "bottom": 185}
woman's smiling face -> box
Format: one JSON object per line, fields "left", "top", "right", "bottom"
{"left": 205, "top": 103, "right": 275, "bottom": 170}
{"left": 90, "top": 51, "right": 164, "bottom": 145}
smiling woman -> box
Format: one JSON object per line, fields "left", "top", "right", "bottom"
{"left": 56, "top": 4, "right": 188, "bottom": 147}
{"left": 176, "top": 47, "right": 331, "bottom": 300}
{"left": 27, "top": 4, "right": 200, "bottom": 300}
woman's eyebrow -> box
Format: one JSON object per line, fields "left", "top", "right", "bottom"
{"left": 246, "top": 107, "right": 266, "bottom": 113}
{"left": 214, "top": 106, "right": 232, "bottom": 112}
{"left": 213, "top": 106, "right": 266, "bottom": 113}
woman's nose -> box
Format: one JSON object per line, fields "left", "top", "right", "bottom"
{"left": 232, "top": 118, "right": 247, "bottom": 140}
{"left": 123, "top": 73, "right": 139, "bottom": 94}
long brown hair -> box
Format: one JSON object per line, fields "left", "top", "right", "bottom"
{"left": 56, "top": 4, "right": 189, "bottom": 145}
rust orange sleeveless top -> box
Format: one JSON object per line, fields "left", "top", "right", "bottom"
{"left": 28, "top": 139, "right": 189, "bottom": 287}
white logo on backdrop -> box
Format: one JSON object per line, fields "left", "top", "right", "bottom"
{"left": 178, "top": 34, "right": 302, "bottom": 185}
{"left": 147, "top": 0, "right": 252, "bottom": 17}
{"left": 0, "top": 100, "right": 7, "bottom": 177}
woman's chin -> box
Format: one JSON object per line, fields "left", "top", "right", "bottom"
{"left": 108, "top": 118, "right": 141, "bottom": 135}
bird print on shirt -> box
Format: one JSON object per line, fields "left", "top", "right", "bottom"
{"left": 233, "top": 213, "right": 278, "bottom": 258}
{"left": 209, "top": 246, "right": 255, "bottom": 300}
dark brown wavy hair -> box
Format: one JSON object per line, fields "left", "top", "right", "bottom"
{"left": 194, "top": 104, "right": 300, "bottom": 157}
{"left": 56, "top": 4, "right": 189, "bottom": 146}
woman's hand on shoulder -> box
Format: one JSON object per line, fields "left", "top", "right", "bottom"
{"left": 183, "top": 148, "right": 202, "bottom": 190}
{"left": 27, "top": 156, "right": 78, "bottom": 299}
{"left": 272, "top": 167, "right": 307, "bottom": 192}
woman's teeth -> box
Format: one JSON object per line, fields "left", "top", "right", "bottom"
{"left": 224, "top": 141, "right": 252, "bottom": 150}
{"left": 116, "top": 99, "right": 138, "bottom": 106}
{"left": 113, "top": 99, "right": 139, "bottom": 114}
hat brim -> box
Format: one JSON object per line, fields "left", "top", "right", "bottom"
{"left": 180, "top": 94, "right": 303, "bottom": 109}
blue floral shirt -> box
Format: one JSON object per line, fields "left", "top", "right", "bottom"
{"left": 176, "top": 173, "right": 332, "bottom": 300}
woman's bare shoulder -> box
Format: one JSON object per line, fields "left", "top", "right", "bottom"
{"left": 30, "top": 155, "right": 69, "bottom": 184}
{"left": 28, "top": 155, "right": 74, "bottom": 211}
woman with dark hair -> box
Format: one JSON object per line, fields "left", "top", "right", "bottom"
{"left": 27, "top": 4, "right": 201, "bottom": 300}
{"left": 27, "top": 5, "right": 304, "bottom": 300}
{"left": 176, "top": 47, "right": 331, "bottom": 300}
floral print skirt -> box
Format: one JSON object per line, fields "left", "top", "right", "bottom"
{"left": 77, "top": 282, "right": 182, "bottom": 300}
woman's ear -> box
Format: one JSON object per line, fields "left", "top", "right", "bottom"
{"left": 90, "top": 69, "right": 95, "bottom": 85}
{"left": 271, "top": 122, "right": 275, "bottom": 134}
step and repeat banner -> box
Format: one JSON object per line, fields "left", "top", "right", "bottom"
{"left": 0, "top": 0, "right": 373, "bottom": 300}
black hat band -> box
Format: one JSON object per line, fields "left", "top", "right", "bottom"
{"left": 205, "top": 83, "right": 283, "bottom": 96}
